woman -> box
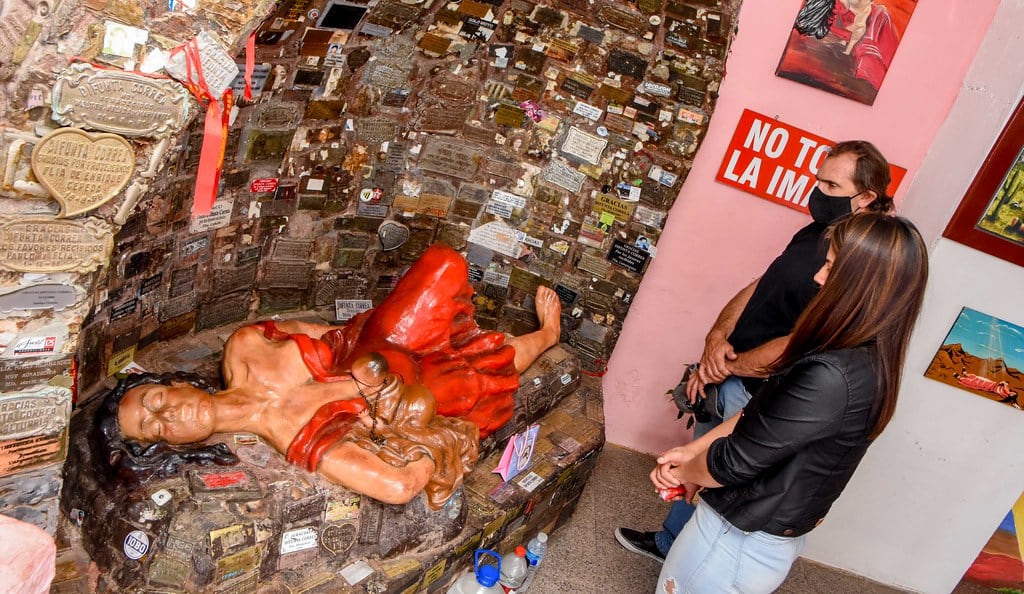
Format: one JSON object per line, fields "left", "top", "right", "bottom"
{"left": 651, "top": 213, "right": 928, "bottom": 593}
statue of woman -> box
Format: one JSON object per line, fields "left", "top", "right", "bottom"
{"left": 101, "top": 244, "right": 562, "bottom": 509}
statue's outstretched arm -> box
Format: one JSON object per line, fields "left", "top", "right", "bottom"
{"left": 316, "top": 441, "right": 434, "bottom": 505}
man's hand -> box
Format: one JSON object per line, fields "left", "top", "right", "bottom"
{"left": 685, "top": 373, "right": 705, "bottom": 404}
{"left": 699, "top": 330, "right": 737, "bottom": 384}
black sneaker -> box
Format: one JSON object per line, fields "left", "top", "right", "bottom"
{"left": 614, "top": 527, "right": 665, "bottom": 562}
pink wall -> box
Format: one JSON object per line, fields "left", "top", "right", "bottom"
{"left": 603, "top": 0, "right": 1002, "bottom": 454}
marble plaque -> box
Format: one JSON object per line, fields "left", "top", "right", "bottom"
{"left": 418, "top": 140, "right": 482, "bottom": 180}
{"left": 52, "top": 64, "right": 191, "bottom": 138}
{"left": 543, "top": 162, "right": 587, "bottom": 193}
{"left": 31, "top": 127, "right": 135, "bottom": 218}
{"left": 561, "top": 127, "right": 607, "bottom": 165}
{"left": 608, "top": 238, "right": 650, "bottom": 274}
{"left": 0, "top": 217, "right": 113, "bottom": 273}
{"left": 0, "top": 387, "right": 72, "bottom": 441}
{"left": 0, "top": 284, "right": 77, "bottom": 312}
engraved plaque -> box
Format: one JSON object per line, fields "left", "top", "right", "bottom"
{"left": 271, "top": 239, "right": 313, "bottom": 261}
{"left": 543, "top": 162, "right": 587, "bottom": 193}
{"left": 421, "top": 104, "right": 473, "bottom": 134}
{"left": 52, "top": 63, "right": 191, "bottom": 138}
{"left": 31, "top": 128, "right": 135, "bottom": 218}
{"left": 215, "top": 545, "right": 260, "bottom": 582}
{"left": 561, "top": 77, "right": 594, "bottom": 100}
{"left": 254, "top": 102, "right": 302, "bottom": 129}
{"left": 148, "top": 555, "right": 189, "bottom": 590}
{"left": 358, "top": 117, "right": 399, "bottom": 146}
{"left": 561, "top": 127, "right": 607, "bottom": 165}
{"left": 320, "top": 523, "right": 357, "bottom": 556}
{"left": 0, "top": 431, "right": 66, "bottom": 478}
{"left": 365, "top": 61, "right": 412, "bottom": 90}
{"left": 608, "top": 49, "right": 649, "bottom": 79}
{"left": 196, "top": 296, "right": 249, "bottom": 330}
{"left": 431, "top": 74, "right": 477, "bottom": 102}
{"left": 608, "top": 238, "right": 650, "bottom": 274}
{"left": 0, "top": 284, "right": 77, "bottom": 312}
{"left": 418, "top": 140, "right": 482, "bottom": 180}
{"left": 0, "top": 356, "right": 71, "bottom": 392}
{"left": 0, "top": 217, "right": 113, "bottom": 273}
{"left": 260, "top": 262, "right": 314, "bottom": 289}
{"left": 212, "top": 265, "right": 257, "bottom": 295}
{"left": 599, "top": 6, "right": 649, "bottom": 34}
{"left": 382, "top": 143, "right": 406, "bottom": 174}
{"left": 0, "top": 387, "right": 71, "bottom": 440}
{"left": 577, "top": 251, "right": 612, "bottom": 277}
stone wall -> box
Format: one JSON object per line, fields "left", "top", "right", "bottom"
{"left": 0, "top": 0, "right": 740, "bottom": 545}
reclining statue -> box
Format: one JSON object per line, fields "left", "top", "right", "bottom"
{"left": 93, "top": 244, "right": 562, "bottom": 509}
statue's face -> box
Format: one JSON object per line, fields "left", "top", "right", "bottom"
{"left": 118, "top": 382, "right": 216, "bottom": 444}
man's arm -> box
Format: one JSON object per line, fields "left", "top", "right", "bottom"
{"left": 699, "top": 278, "right": 760, "bottom": 383}
{"left": 724, "top": 335, "right": 789, "bottom": 378}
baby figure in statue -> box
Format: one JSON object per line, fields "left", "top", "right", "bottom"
{"left": 98, "top": 244, "right": 562, "bottom": 510}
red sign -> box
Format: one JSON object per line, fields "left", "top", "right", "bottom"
{"left": 716, "top": 109, "right": 907, "bottom": 213}
{"left": 200, "top": 470, "right": 250, "bottom": 489}
{"left": 249, "top": 177, "right": 279, "bottom": 193}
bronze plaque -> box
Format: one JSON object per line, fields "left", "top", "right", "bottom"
{"left": 148, "top": 555, "right": 189, "bottom": 590}
{"left": 494, "top": 104, "right": 526, "bottom": 128}
{"left": 0, "top": 387, "right": 72, "bottom": 440}
{"left": 511, "top": 76, "right": 544, "bottom": 102}
{"left": 209, "top": 523, "right": 256, "bottom": 558}
{"left": 0, "top": 430, "right": 67, "bottom": 478}
{"left": 420, "top": 104, "right": 473, "bottom": 134}
{"left": 254, "top": 102, "right": 303, "bottom": 129}
{"left": 31, "top": 128, "right": 136, "bottom": 218}
{"left": 358, "top": 117, "right": 399, "bottom": 146}
{"left": 52, "top": 63, "right": 191, "bottom": 138}
{"left": 260, "top": 262, "right": 314, "bottom": 289}
{"left": 365, "top": 61, "right": 412, "bottom": 90}
{"left": 215, "top": 545, "right": 260, "bottom": 583}
{"left": 598, "top": 6, "right": 649, "bottom": 34}
{"left": 0, "top": 356, "right": 71, "bottom": 392}
{"left": 270, "top": 239, "right": 313, "bottom": 261}
{"left": 0, "top": 217, "right": 113, "bottom": 273}
{"left": 608, "top": 48, "right": 649, "bottom": 79}
{"left": 418, "top": 139, "right": 482, "bottom": 180}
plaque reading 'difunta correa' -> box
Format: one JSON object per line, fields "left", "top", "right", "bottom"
{"left": 0, "top": 386, "right": 72, "bottom": 441}
{"left": 30, "top": 128, "right": 135, "bottom": 218}
{"left": 51, "top": 64, "right": 191, "bottom": 138}
{"left": 0, "top": 216, "right": 114, "bottom": 273}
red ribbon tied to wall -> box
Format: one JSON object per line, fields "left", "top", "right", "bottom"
{"left": 168, "top": 36, "right": 236, "bottom": 218}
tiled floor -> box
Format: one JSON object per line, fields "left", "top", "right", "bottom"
{"left": 528, "top": 445, "right": 991, "bottom": 594}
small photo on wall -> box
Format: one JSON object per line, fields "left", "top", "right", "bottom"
{"left": 776, "top": 0, "right": 918, "bottom": 105}
{"left": 924, "top": 307, "right": 1024, "bottom": 409}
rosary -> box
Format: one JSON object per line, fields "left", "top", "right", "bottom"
{"left": 353, "top": 375, "right": 388, "bottom": 446}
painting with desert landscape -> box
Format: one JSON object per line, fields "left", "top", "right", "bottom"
{"left": 925, "top": 307, "right": 1024, "bottom": 410}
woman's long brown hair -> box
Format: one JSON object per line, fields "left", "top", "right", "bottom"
{"left": 771, "top": 213, "right": 929, "bottom": 437}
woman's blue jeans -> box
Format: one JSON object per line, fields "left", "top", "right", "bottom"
{"left": 654, "top": 377, "right": 752, "bottom": 556}
{"left": 657, "top": 501, "right": 805, "bottom": 593}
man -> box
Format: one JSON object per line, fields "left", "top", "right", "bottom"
{"left": 615, "top": 140, "right": 894, "bottom": 561}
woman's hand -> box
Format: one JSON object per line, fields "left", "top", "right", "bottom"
{"left": 650, "top": 445, "right": 697, "bottom": 490}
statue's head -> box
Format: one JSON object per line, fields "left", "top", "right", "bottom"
{"left": 94, "top": 372, "right": 238, "bottom": 489}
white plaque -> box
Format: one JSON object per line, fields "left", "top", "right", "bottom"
{"left": 491, "top": 189, "right": 527, "bottom": 208}
{"left": 543, "top": 162, "right": 587, "bottom": 193}
{"left": 335, "top": 299, "right": 372, "bottom": 321}
{"left": 189, "top": 198, "right": 234, "bottom": 233}
{"left": 468, "top": 221, "right": 525, "bottom": 259}
{"left": 571, "top": 101, "right": 603, "bottom": 121}
{"left": 280, "top": 527, "right": 318, "bottom": 554}
{"left": 166, "top": 31, "right": 240, "bottom": 99}
{"left": 561, "top": 127, "right": 607, "bottom": 165}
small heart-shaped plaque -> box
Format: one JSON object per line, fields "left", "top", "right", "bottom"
{"left": 378, "top": 221, "right": 410, "bottom": 251}
{"left": 31, "top": 127, "right": 135, "bottom": 218}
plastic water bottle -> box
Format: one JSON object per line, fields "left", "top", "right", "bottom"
{"left": 517, "top": 532, "right": 548, "bottom": 592}
{"left": 447, "top": 549, "right": 504, "bottom": 594}
{"left": 499, "top": 546, "right": 528, "bottom": 592}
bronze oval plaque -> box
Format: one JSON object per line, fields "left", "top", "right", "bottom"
{"left": 51, "top": 63, "right": 191, "bottom": 138}
{"left": 31, "top": 127, "right": 135, "bottom": 218}
{"left": 0, "top": 216, "right": 114, "bottom": 273}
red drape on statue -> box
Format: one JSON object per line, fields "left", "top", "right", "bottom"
{"left": 830, "top": 2, "right": 899, "bottom": 90}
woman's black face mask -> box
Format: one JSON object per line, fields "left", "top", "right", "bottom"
{"left": 807, "top": 186, "right": 856, "bottom": 224}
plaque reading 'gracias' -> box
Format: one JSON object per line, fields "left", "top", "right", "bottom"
{"left": 30, "top": 128, "right": 135, "bottom": 218}
{"left": 0, "top": 216, "right": 114, "bottom": 273}
{"left": 51, "top": 64, "right": 191, "bottom": 138}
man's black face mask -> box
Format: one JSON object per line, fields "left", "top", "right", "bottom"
{"left": 807, "top": 186, "right": 855, "bottom": 224}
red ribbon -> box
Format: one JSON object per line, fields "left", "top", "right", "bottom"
{"left": 244, "top": 33, "right": 255, "bottom": 101}
{"left": 169, "top": 37, "right": 234, "bottom": 217}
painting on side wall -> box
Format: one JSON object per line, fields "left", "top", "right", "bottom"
{"left": 924, "top": 307, "right": 1024, "bottom": 410}
{"left": 963, "top": 493, "right": 1024, "bottom": 593}
{"left": 775, "top": 0, "right": 919, "bottom": 105}
{"left": 945, "top": 97, "right": 1024, "bottom": 268}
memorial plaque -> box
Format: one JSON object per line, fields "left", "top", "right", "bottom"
{"left": 0, "top": 387, "right": 72, "bottom": 441}
{"left": 212, "top": 265, "right": 257, "bottom": 295}
{"left": 421, "top": 104, "right": 473, "bottom": 134}
{"left": 237, "top": 246, "right": 262, "bottom": 266}
{"left": 607, "top": 238, "right": 650, "bottom": 274}
{"left": 561, "top": 77, "right": 594, "bottom": 100}
{"left": 0, "top": 356, "right": 71, "bottom": 392}
{"left": 243, "top": 129, "right": 296, "bottom": 163}
{"left": 159, "top": 311, "right": 196, "bottom": 340}
{"left": 209, "top": 523, "right": 256, "bottom": 558}
{"left": 368, "top": 1, "right": 422, "bottom": 30}
{"left": 608, "top": 49, "right": 649, "bottom": 79}
{"left": 418, "top": 33, "right": 451, "bottom": 56}
{"left": 382, "top": 88, "right": 411, "bottom": 107}
{"left": 148, "top": 555, "right": 189, "bottom": 590}
{"left": 109, "top": 298, "right": 138, "bottom": 321}
{"left": 366, "top": 61, "right": 412, "bottom": 90}
{"left": 468, "top": 221, "right": 524, "bottom": 259}
{"left": 543, "top": 162, "right": 587, "bottom": 193}
{"left": 381, "top": 143, "right": 406, "bottom": 174}
{"left": 577, "top": 251, "right": 612, "bottom": 278}
{"left": 194, "top": 295, "right": 247, "bottom": 331}
{"left": 30, "top": 127, "right": 135, "bottom": 218}
{"left": 356, "top": 202, "right": 389, "bottom": 218}
{"left": 494, "top": 104, "right": 526, "bottom": 128}
{"left": 511, "top": 76, "right": 544, "bottom": 102}
{"left": 531, "top": 5, "right": 566, "bottom": 28}
{"left": 431, "top": 75, "right": 477, "bottom": 103}
{"left": 321, "top": 523, "right": 357, "bottom": 556}
{"left": 598, "top": 6, "right": 648, "bottom": 34}
{"left": 189, "top": 198, "right": 234, "bottom": 233}
{"left": 0, "top": 284, "right": 77, "bottom": 312}
{"left": 577, "top": 24, "right": 605, "bottom": 44}
{"left": 594, "top": 193, "right": 636, "bottom": 221}
{"left": 179, "top": 235, "right": 210, "bottom": 260}
{"left": 215, "top": 546, "right": 260, "bottom": 583}
{"left": 483, "top": 158, "right": 521, "bottom": 181}
{"left": 166, "top": 32, "right": 240, "bottom": 99}
{"left": 418, "top": 140, "right": 482, "bottom": 180}
{"left": 271, "top": 239, "right": 313, "bottom": 261}
{"left": 561, "top": 127, "right": 607, "bottom": 165}
{"left": 0, "top": 217, "right": 112, "bottom": 273}
{"left": 598, "top": 84, "right": 633, "bottom": 106}
{"left": 514, "top": 48, "right": 546, "bottom": 75}
{"left": 52, "top": 64, "right": 191, "bottom": 138}
{"left": 603, "top": 112, "right": 634, "bottom": 135}
{"left": 358, "top": 117, "right": 399, "bottom": 146}
{"left": 260, "top": 262, "right": 315, "bottom": 289}
{"left": 189, "top": 469, "right": 261, "bottom": 498}
{"left": 0, "top": 431, "right": 66, "bottom": 477}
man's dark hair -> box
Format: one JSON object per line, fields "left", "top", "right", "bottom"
{"left": 93, "top": 372, "right": 238, "bottom": 491}
{"left": 831, "top": 140, "right": 894, "bottom": 213}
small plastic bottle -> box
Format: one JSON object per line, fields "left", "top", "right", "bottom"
{"left": 499, "top": 546, "right": 528, "bottom": 592}
{"left": 517, "top": 532, "right": 548, "bottom": 593}
{"left": 447, "top": 549, "right": 504, "bottom": 594}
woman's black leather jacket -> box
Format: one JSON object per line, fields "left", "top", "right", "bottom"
{"left": 701, "top": 346, "right": 880, "bottom": 537}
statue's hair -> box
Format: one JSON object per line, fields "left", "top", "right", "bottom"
{"left": 93, "top": 372, "right": 239, "bottom": 491}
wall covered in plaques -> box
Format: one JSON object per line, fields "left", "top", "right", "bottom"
{"left": 80, "top": 0, "right": 742, "bottom": 395}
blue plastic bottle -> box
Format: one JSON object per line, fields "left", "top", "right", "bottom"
{"left": 447, "top": 549, "right": 504, "bottom": 594}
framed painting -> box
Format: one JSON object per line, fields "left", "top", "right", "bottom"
{"left": 924, "top": 307, "right": 1024, "bottom": 410}
{"left": 776, "top": 0, "right": 918, "bottom": 105}
{"left": 963, "top": 493, "right": 1024, "bottom": 593}
{"left": 944, "top": 97, "right": 1024, "bottom": 268}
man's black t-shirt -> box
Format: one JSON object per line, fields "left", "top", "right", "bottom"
{"left": 728, "top": 221, "right": 828, "bottom": 354}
